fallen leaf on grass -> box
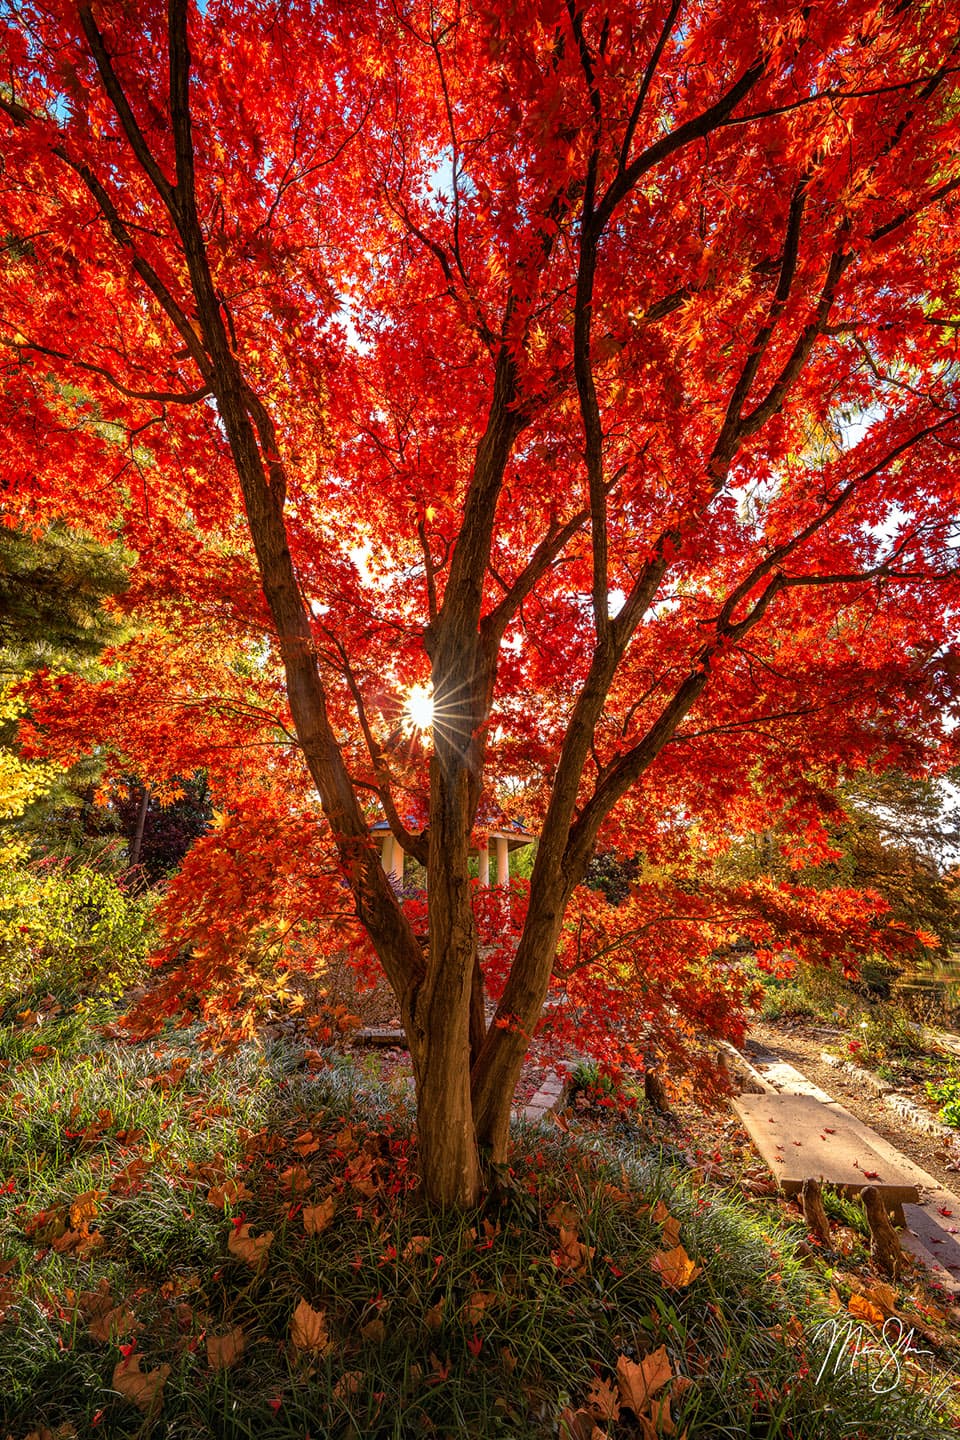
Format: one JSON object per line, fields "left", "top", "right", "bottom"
{"left": 585, "top": 1375, "right": 620, "bottom": 1420}
{"left": 293, "top": 1130, "right": 321, "bottom": 1157}
{"left": 290, "top": 1297, "right": 332, "bottom": 1355}
{"left": 361, "top": 1317, "right": 386, "bottom": 1344}
{"left": 207, "top": 1324, "right": 245, "bottom": 1370}
{"left": 848, "top": 1292, "right": 885, "bottom": 1327}
{"left": 660, "top": 1214, "right": 682, "bottom": 1250}
{"left": 89, "top": 1304, "right": 137, "bottom": 1344}
{"left": 333, "top": 1371, "right": 365, "bottom": 1399}
{"left": 280, "top": 1165, "right": 311, "bottom": 1197}
{"left": 228, "top": 1223, "right": 273, "bottom": 1269}
{"left": 650, "top": 1244, "right": 701, "bottom": 1288}
{"left": 424, "top": 1298, "right": 445, "bottom": 1331}
{"left": 207, "top": 1179, "right": 251, "bottom": 1208}
{"left": 463, "top": 1291, "right": 496, "bottom": 1325}
{"left": 112, "top": 1353, "right": 170, "bottom": 1413}
{"left": 303, "top": 1196, "right": 336, "bottom": 1236}
{"left": 402, "top": 1234, "right": 431, "bottom": 1261}
{"left": 552, "top": 1225, "right": 595, "bottom": 1274}
{"left": 559, "top": 1407, "right": 606, "bottom": 1440}
{"left": 617, "top": 1346, "right": 673, "bottom": 1415}
{"left": 547, "top": 1201, "right": 579, "bottom": 1230}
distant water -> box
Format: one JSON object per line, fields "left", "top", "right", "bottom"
{"left": 893, "top": 956, "right": 960, "bottom": 1029}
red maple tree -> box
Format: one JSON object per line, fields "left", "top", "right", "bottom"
{"left": 3, "top": 0, "right": 960, "bottom": 1203}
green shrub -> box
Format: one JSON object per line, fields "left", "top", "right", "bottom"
{"left": 0, "top": 849, "right": 154, "bottom": 1005}
{"left": 927, "top": 1075, "right": 960, "bottom": 1128}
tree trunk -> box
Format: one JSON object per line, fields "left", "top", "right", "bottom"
{"left": 409, "top": 759, "right": 482, "bottom": 1207}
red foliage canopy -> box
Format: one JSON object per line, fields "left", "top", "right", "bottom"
{"left": 2, "top": 0, "right": 959, "bottom": 1200}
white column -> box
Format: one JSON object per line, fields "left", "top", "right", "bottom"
{"left": 381, "top": 834, "right": 393, "bottom": 872}
{"left": 478, "top": 836, "right": 490, "bottom": 888}
{"left": 390, "top": 838, "right": 404, "bottom": 886}
{"left": 495, "top": 835, "right": 509, "bottom": 888}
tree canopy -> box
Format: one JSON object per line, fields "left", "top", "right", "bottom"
{"left": 2, "top": 0, "right": 960, "bottom": 1203}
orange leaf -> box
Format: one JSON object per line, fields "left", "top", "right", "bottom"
{"left": 228, "top": 1223, "right": 273, "bottom": 1269}
{"left": 290, "top": 1297, "right": 331, "bottom": 1354}
{"left": 207, "top": 1324, "right": 245, "bottom": 1370}
{"left": 616, "top": 1346, "right": 673, "bottom": 1415}
{"left": 112, "top": 1353, "right": 170, "bottom": 1413}
{"left": 303, "top": 1195, "right": 337, "bottom": 1235}
{"left": 848, "top": 1293, "right": 885, "bottom": 1327}
{"left": 585, "top": 1375, "right": 620, "bottom": 1420}
{"left": 650, "top": 1244, "right": 701, "bottom": 1288}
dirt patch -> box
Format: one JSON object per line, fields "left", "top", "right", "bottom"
{"left": 749, "top": 1020, "right": 960, "bottom": 1192}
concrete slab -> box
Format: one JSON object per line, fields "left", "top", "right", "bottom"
{"left": 732, "top": 1092, "right": 921, "bottom": 1207}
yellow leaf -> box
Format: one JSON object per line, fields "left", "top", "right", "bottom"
{"left": 112, "top": 1353, "right": 170, "bottom": 1413}
{"left": 290, "top": 1297, "right": 331, "bottom": 1354}
{"left": 650, "top": 1244, "right": 701, "bottom": 1289}
{"left": 207, "top": 1324, "right": 245, "bottom": 1370}
{"left": 303, "top": 1195, "right": 337, "bottom": 1236}
{"left": 227, "top": 1223, "right": 273, "bottom": 1269}
{"left": 616, "top": 1346, "right": 673, "bottom": 1415}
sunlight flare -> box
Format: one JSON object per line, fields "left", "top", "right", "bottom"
{"left": 403, "top": 682, "right": 435, "bottom": 734}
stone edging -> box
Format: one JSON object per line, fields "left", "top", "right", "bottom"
{"left": 514, "top": 1068, "right": 569, "bottom": 1125}
{"left": 819, "top": 1051, "right": 959, "bottom": 1148}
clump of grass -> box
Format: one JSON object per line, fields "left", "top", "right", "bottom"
{"left": 0, "top": 1004, "right": 956, "bottom": 1438}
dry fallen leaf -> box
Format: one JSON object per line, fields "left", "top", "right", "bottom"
{"left": 559, "top": 1407, "right": 606, "bottom": 1440}
{"left": 112, "top": 1353, "right": 171, "bottom": 1413}
{"left": 616, "top": 1346, "right": 673, "bottom": 1415}
{"left": 333, "top": 1370, "right": 365, "bottom": 1399}
{"left": 293, "top": 1130, "right": 321, "bottom": 1157}
{"left": 552, "top": 1225, "right": 594, "bottom": 1274}
{"left": 280, "top": 1165, "right": 311, "bottom": 1197}
{"left": 862, "top": 1280, "right": 898, "bottom": 1316}
{"left": 207, "top": 1324, "right": 245, "bottom": 1370}
{"left": 303, "top": 1196, "right": 337, "bottom": 1236}
{"left": 848, "top": 1293, "right": 885, "bottom": 1327}
{"left": 290, "top": 1297, "right": 331, "bottom": 1355}
{"left": 463, "top": 1291, "right": 497, "bottom": 1326}
{"left": 547, "top": 1201, "right": 580, "bottom": 1230}
{"left": 228, "top": 1223, "right": 273, "bottom": 1269}
{"left": 360, "top": 1316, "right": 386, "bottom": 1344}
{"left": 207, "top": 1179, "right": 251, "bottom": 1208}
{"left": 650, "top": 1244, "right": 701, "bottom": 1289}
{"left": 585, "top": 1375, "right": 621, "bottom": 1421}
{"left": 660, "top": 1214, "right": 682, "bottom": 1250}
{"left": 402, "top": 1234, "right": 431, "bottom": 1261}
{"left": 89, "top": 1304, "right": 137, "bottom": 1344}
{"left": 424, "top": 1297, "right": 445, "bottom": 1331}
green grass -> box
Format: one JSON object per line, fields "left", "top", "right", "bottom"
{"left": 0, "top": 1001, "right": 957, "bottom": 1438}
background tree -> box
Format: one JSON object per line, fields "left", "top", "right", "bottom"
{"left": 3, "top": 0, "right": 960, "bottom": 1205}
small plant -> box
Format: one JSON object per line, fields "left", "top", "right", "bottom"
{"left": 927, "top": 1075, "right": 960, "bottom": 1128}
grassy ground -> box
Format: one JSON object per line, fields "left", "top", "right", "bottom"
{"left": 0, "top": 995, "right": 958, "bottom": 1438}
